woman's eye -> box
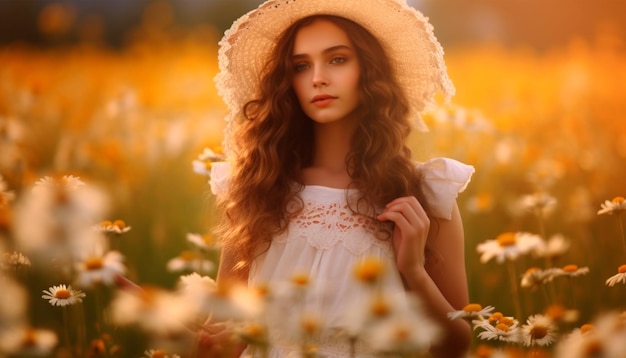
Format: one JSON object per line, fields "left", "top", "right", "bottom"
{"left": 331, "top": 57, "right": 346, "bottom": 64}
{"left": 294, "top": 63, "right": 309, "bottom": 72}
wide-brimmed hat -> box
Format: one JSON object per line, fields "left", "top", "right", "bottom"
{"left": 215, "top": 0, "right": 454, "bottom": 151}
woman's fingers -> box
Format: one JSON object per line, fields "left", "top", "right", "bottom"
{"left": 377, "top": 196, "right": 428, "bottom": 231}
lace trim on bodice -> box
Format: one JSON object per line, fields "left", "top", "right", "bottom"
{"left": 275, "top": 189, "right": 394, "bottom": 257}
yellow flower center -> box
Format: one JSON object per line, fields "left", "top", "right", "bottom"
{"left": 138, "top": 286, "right": 161, "bottom": 306}
{"left": 54, "top": 289, "right": 71, "bottom": 299}
{"left": 22, "top": 329, "right": 36, "bottom": 347}
{"left": 496, "top": 232, "right": 517, "bottom": 247}
{"left": 254, "top": 283, "right": 269, "bottom": 298}
{"left": 85, "top": 257, "right": 103, "bottom": 270}
{"left": 530, "top": 325, "right": 548, "bottom": 340}
{"left": 353, "top": 257, "right": 385, "bottom": 284}
{"left": 100, "top": 220, "right": 113, "bottom": 227}
{"left": 113, "top": 220, "right": 126, "bottom": 229}
{"left": 525, "top": 267, "right": 540, "bottom": 274}
{"left": 303, "top": 343, "right": 319, "bottom": 355}
{"left": 474, "top": 344, "right": 493, "bottom": 358}
{"left": 179, "top": 250, "right": 198, "bottom": 261}
{"left": 291, "top": 273, "right": 309, "bottom": 287}
{"left": 618, "top": 265, "right": 626, "bottom": 274}
{"left": 202, "top": 234, "right": 214, "bottom": 245}
{"left": 463, "top": 303, "right": 483, "bottom": 312}
{"left": 563, "top": 264, "right": 579, "bottom": 272}
{"left": 393, "top": 326, "right": 410, "bottom": 342}
{"left": 243, "top": 323, "right": 266, "bottom": 338}
{"left": 90, "top": 339, "right": 105, "bottom": 354}
{"left": 300, "top": 315, "right": 320, "bottom": 335}
{"left": 580, "top": 324, "right": 595, "bottom": 335}
{"left": 370, "top": 297, "right": 391, "bottom": 318}
{"left": 544, "top": 304, "right": 565, "bottom": 319}
{"left": 583, "top": 339, "right": 604, "bottom": 356}
{"left": 475, "top": 193, "right": 493, "bottom": 210}
{"left": 495, "top": 323, "right": 510, "bottom": 332}
{"left": 152, "top": 349, "right": 166, "bottom": 358}
{"left": 500, "top": 317, "right": 515, "bottom": 326}
{"left": 488, "top": 312, "right": 504, "bottom": 325}
{"left": 612, "top": 196, "right": 625, "bottom": 204}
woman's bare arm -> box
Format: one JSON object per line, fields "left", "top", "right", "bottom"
{"left": 378, "top": 197, "right": 471, "bottom": 358}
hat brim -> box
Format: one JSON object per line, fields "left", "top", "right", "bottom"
{"left": 215, "top": 0, "right": 454, "bottom": 135}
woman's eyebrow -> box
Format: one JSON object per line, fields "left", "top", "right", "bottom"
{"left": 292, "top": 44, "right": 353, "bottom": 60}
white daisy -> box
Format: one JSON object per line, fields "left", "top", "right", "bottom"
{"left": 364, "top": 307, "right": 441, "bottom": 355}
{"left": 555, "top": 313, "right": 626, "bottom": 358}
{"left": 353, "top": 256, "right": 386, "bottom": 286}
{"left": 473, "top": 311, "right": 522, "bottom": 343}
{"left": 74, "top": 250, "right": 126, "bottom": 288}
{"left": 543, "top": 304, "right": 580, "bottom": 324}
{"left": 203, "top": 279, "right": 266, "bottom": 322}
{"left": 477, "top": 231, "right": 544, "bottom": 263}
{"left": 110, "top": 286, "right": 196, "bottom": 336}
{"left": 340, "top": 289, "right": 427, "bottom": 347}
{"left": 13, "top": 175, "right": 109, "bottom": 260}
{"left": 42, "top": 284, "right": 86, "bottom": 307}
{"left": 554, "top": 327, "right": 602, "bottom": 358}
{"left": 465, "top": 192, "right": 495, "bottom": 214}
{"left": 235, "top": 321, "right": 270, "bottom": 347}
{"left": 186, "top": 233, "right": 216, "bottom": 250}
{"left": 95, "top": 220, "right": 132, "bottom": 234}
{"left": 554, "top": 264, "right": 590, "bottom": 278}
{"left": 0, "top": 175, "right": 15, "bottom": 207}
{"left": 0, "top": 275, "right": 28, "bottom": 327}
{"left": 192, "top": 159, "right": 213, "bottom": 176}
{"left": 176, "top": 272, "right": 217, "bottom": 317}
{"left": 522, "top": 314, "right": 558, "bottom": 347}
{"left": 473, "top": 318, "right": 522, "bottom": 343}
{"left": 166, "top": 250, "right": 215, "bottom": 274}
{"left": 192, "top": 147, "right": 224, "bottom": 176}
{"left": 1, "top": 251, "right": 32, "bottom": 270}
{"left": 597, "top": 196, "right": 626, "bottom": 215}
{"left": 144, "top": 348, "right": 181, "bottom": 358}
{"left": 448, "top": 303, "right": 495, "bottom": 321}
{"left": 605, "top": 264, "right": 626, "bottom": 287}
{"left": 520, "top": 267, "right": 560, "bottom": 289}
{"left": 0, "top": 326, "right": 58, "bottom": 355}
{"left": 533, "top": 233, "right": 571, "bottom": 259}
{"left": 518, "top": 191, "right": 558, "bottom": 216}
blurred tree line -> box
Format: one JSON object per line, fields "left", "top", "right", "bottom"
{"left": 0, "top": 0, "right": 624, "bottom": 50}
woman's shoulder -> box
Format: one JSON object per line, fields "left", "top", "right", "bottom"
{"left": 415, "top": 158, "right": 475, "bottom": 220}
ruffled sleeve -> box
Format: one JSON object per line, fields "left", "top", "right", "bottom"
{"left": 418, "top": 158, "right": 474, "bottom": 220}
{"left": 209, "top": 161, "right": 231, "bottom": 196}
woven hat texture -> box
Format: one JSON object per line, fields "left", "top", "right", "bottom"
{"left": 215, "top": 0, "right": 455, "bottom": 152}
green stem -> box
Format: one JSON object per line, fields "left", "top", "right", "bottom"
{"left": 568, "top": 277, "right": 577, "bottom": 309}
{"left": 507, "top": 260, "right": 523, "bottom": 321}
{"left": 618, "top": 214, "right": 626, "bottom": 259}
{"left": 62, "top": 306, "right": 72, "bottom": 355}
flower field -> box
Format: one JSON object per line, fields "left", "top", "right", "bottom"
{"left": 1, "top": 9, "right": 626, "bottom": 358}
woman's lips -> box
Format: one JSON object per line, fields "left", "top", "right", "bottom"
{"left": 311, "top": 94, "right": 337, "bottom": 107}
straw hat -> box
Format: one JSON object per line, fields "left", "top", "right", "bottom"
{"left": 215, "top": 0, "right": 454, "bottom": 152}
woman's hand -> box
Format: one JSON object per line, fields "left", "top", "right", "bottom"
{"left": 196, "top": 322, "right": 245, "bottom": 358}
{"left": 376, "top": 196, "right": 430, "bottom": 276}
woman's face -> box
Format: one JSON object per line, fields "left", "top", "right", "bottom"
{"left": 291, "top": 19, "right": 361, "bottom": 126}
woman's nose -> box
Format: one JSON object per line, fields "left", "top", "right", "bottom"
{"left": 312, "top": 65, "right": 328, "bottom": 87}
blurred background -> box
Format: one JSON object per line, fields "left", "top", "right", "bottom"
{"left": 1, "top": 0, "right": 626, "bottom": 354}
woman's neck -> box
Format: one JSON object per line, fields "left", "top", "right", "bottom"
{"left": 299, "top": 120, "right": 356, "bottom": 188}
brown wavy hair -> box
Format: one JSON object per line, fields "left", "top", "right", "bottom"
{"left": 215, "top": 15, "right": 431, "bottom": 276}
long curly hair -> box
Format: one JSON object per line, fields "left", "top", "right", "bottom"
{"left": 215, "top": 15, "right": 430, "bottom": 276}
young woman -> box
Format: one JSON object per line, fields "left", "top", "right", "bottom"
{"left": 203, "top": 1, "right": 474, "bottom": 357}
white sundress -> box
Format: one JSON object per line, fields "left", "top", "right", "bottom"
{"left": 210, "top": 158, "right": 474, "bottom": 357}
